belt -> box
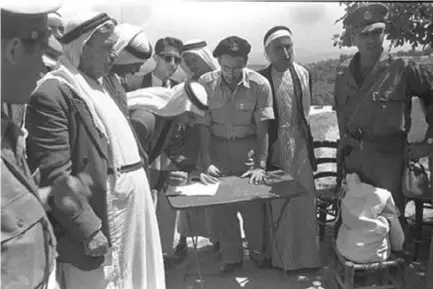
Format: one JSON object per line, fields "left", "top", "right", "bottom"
{"left": 212, "top": 134, "right": 254, "bottom": 141}
{"left": 344, "top": 135, "right": 406, "bottom": 152}
{"left": 107, "top": 160, "right": 144, "bottom": 175}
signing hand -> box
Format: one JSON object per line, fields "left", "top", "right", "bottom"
{"left": 407, "top": 143, "right": 433, "bottom": 161}
{"left": 206, "top": 164, "right": 221, "bottom": 178}
{"left": 167, "top": 171, "right": 189, "bottom": 186}
{"left": 84, "top": 230, "right": 109, "bottom": 257}
{"left": 189, "top": 170, "right": 219, "bottom": 185}
{"left": 241, "top": 168, "right": 266, "bottom": 185}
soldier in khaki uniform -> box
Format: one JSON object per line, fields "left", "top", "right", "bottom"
{"left": 334, "top": 3, "right": 433, "bottom": 223}
{"left": 198, "top": 36, "right": 274, "bottom": 273}
{"left": 1, "top": 3, "right": 96, "bottom": 288}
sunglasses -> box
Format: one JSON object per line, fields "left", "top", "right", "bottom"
{"left": 159, "top": 54, "right": 182, "bottom": 65}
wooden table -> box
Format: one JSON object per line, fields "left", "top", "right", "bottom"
{"left": 164, "top": 170, "right": 308, "bottom": 287}
{"left": 166, "top": 170, "right": 307, "bottom": 209}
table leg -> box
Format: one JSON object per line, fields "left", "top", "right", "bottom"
{"left": 185, "top": 212, "right": 204, "bottom": 289}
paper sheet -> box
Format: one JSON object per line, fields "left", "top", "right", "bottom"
{"left": 172, "top": 181, "right": 220, "bottom": 196}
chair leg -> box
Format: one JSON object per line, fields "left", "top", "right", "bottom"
{"left": 413, "top": 200, "right": 424, "bottom": 261}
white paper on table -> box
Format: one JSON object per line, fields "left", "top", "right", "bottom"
{"left": 173, "top": 181, "right": 220, "bottom": 196}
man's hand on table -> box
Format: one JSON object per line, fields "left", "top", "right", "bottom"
{"left": 241, "top": 168, "right": 266, "bottom": 185}
{"left": 206, "top": 164, "right": 221, "bottom": 178}
{"left": 167, "top": 170, "right": 219, "bottom": 186}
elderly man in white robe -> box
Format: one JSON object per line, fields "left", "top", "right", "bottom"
{"left": 26, "top": 10, "right": 165, "bottom": 289}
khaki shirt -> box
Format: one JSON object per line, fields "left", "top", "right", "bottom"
{"left": 334, "top": 52, "right": 433, "bottom": 143}
{"left": 199, "top": 68, "right": 274, "bottom": 139}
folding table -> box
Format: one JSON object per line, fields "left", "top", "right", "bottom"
{"left": 165, "top": 170, "right": 308, "bottom": 287}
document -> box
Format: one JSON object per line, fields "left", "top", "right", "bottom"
{"left": 170, "top": 181, "right": 220, "bottom": 197}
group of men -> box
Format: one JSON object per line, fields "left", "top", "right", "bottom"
{"left": 2, "top": 2, "right": 433, "bottom": 289}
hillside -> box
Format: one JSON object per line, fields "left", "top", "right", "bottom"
{"left": 306, "top": 56, "right": 433, "bottom": 106}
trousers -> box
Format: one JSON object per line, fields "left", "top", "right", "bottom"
{"left": 206, "top": 136, "right": 265, "bottom": 263}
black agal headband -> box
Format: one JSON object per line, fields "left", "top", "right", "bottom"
{"left": 184, "top": 80, "right": 208, "bottom": 111}
{"left": 60, "top": 13, "right": 111, "bottom": 44}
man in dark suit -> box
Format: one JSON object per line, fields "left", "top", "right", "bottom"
{"left": 123, "top": 37, "right": 183, "bottom": 91}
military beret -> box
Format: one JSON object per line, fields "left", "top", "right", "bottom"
{"left": 343, "top": 3, "right": 388, "bottom": 34}
{"left": 1, "top": 2, "right": 60, "bottom": 42}
{"left": 213, "top": 36, "right": 251, "bottom": 58}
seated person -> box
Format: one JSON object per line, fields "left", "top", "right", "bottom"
{"left": 336, "top": 173, "right": 405, "bottom": 263}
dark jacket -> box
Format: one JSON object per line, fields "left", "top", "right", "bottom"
{"left": 1, "top": 117, "right": 56, "bottom": 288}
{"left": 129, "top": 108, "right": 196, "bottom": 190}
{"left": 123, "top": 72, "right": 179, "bottom": 92}
{"left": 26, "top": 79, "right": 111, "bottom": 271}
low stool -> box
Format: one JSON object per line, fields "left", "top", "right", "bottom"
{"left": 328, "top": 245, "right": 405, "bottom": 289}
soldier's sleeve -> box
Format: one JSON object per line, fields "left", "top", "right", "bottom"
{"left": 26, "top": 82, "right": 101, "bottom": 242}
{"left": 406, "top": 61, "right": 433, "bottom": 139}
{"left": 333, "top": 70, "right": 346, "bottom": 140}
{"left": 254, "top": 79, "right": 275, "bottom": 124}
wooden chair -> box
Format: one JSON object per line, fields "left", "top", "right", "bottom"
{"left": 329, "top": 245, "right": 406, "bottom": 289}
{"left": 313, "top": 140, "right": 341, "bottom": 241}
{"left": 315, "top": 140, "right": 406, "bottom": 288}
{"left": 405, "top": 155, "right": 433, "bottom": 260}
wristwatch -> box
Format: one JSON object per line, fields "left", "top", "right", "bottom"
{"left": 426, "top": 138, "right": 433, "bottom": 145}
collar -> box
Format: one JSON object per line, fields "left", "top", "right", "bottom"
{"left": 217, "top": 68, "right": 250, "bottom": 89}
{"left": 351, "top": 50, "right": 392, "bottom": 70}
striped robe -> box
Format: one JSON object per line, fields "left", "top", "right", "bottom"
{"left": 267, "top": 67, "right": 321, "bottom": 271}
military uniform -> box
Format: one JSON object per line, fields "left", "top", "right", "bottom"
{"left": 334, "top": 3, "right": 433, "bottom": 214}
{"left": 199, "top": 36, "right": 274, "bottom": 268}
{"left": 1, "top": 4, "right": 60, "bottom": 288}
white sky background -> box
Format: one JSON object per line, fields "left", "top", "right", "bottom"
{"left": 57, "top": 0, "right": 411, "bottom": 65}
{"left": 58, "top": 0, "right": 362, "bottom": 64}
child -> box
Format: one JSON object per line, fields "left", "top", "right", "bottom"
{"left": 336, "top": 173, "right": 405, "bottom": 263}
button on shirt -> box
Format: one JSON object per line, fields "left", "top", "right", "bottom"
{"left": 199, "top": 68, "right": 274, "bottom": 139}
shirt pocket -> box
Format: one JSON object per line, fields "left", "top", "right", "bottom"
{"left": 1, "top": 189, "right": 53, "bottom": 288}
{"left": 371, "top": 85, "right": 408, "bottom": 134}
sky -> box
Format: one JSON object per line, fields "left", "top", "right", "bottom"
{"left": 58, "top": 0, "right": 362, "bottom": 65}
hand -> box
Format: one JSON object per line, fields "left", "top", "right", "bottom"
{"left": 50, "top": 173, "right": 93, "bottom": 213}
{"left": 241, "top": 168, "right": 266, "bottom": 185}
{"left": 206, "top": 164, "right": 221, "bottom": 178}
{"left": 407, "top": 143, "right": 433, "bottom": 161}
{"left": 189, "top": 170, "right": 219, "bottom": 185}
{"left": 167, "top": 171, "right": 189, "bottom": 186}
{"left": 83, "top": 230, "right": 109, "bottom": 257}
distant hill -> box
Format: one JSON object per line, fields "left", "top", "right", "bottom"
{"left": 251, "top": 55, "right": 433, "bottom": 106}
{"left": 138, "top": 55, "right": 432, "bottom": 107}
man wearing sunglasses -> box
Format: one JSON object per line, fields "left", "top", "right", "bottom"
{"left": 124, "top": 36, "right": 183, "bottom": 91}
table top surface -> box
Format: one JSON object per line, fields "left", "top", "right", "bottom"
{"left": 165, "top": 170, "right": 307, "bottom": 210}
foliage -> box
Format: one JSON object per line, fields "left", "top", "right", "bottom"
{"left": 332, "top": 2, "right": 433, "bottom": 50}
{"left": 305, "top": 56, "right": 433, "bottom": 106}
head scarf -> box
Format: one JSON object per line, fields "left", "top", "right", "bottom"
{"left": 112, "top": 23, "right": 152, "bottom": 65}
{"left": 263, "top": 26, "right": 295, "bottom": 63}
{"left": 39, "top": 10, "right": 115, "bottom": 137}
{"left": 127, "top": 81, "right": 208, "bottom": 118}
{"left": 180, "top": 39, "right": 220, "bottom": 80}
